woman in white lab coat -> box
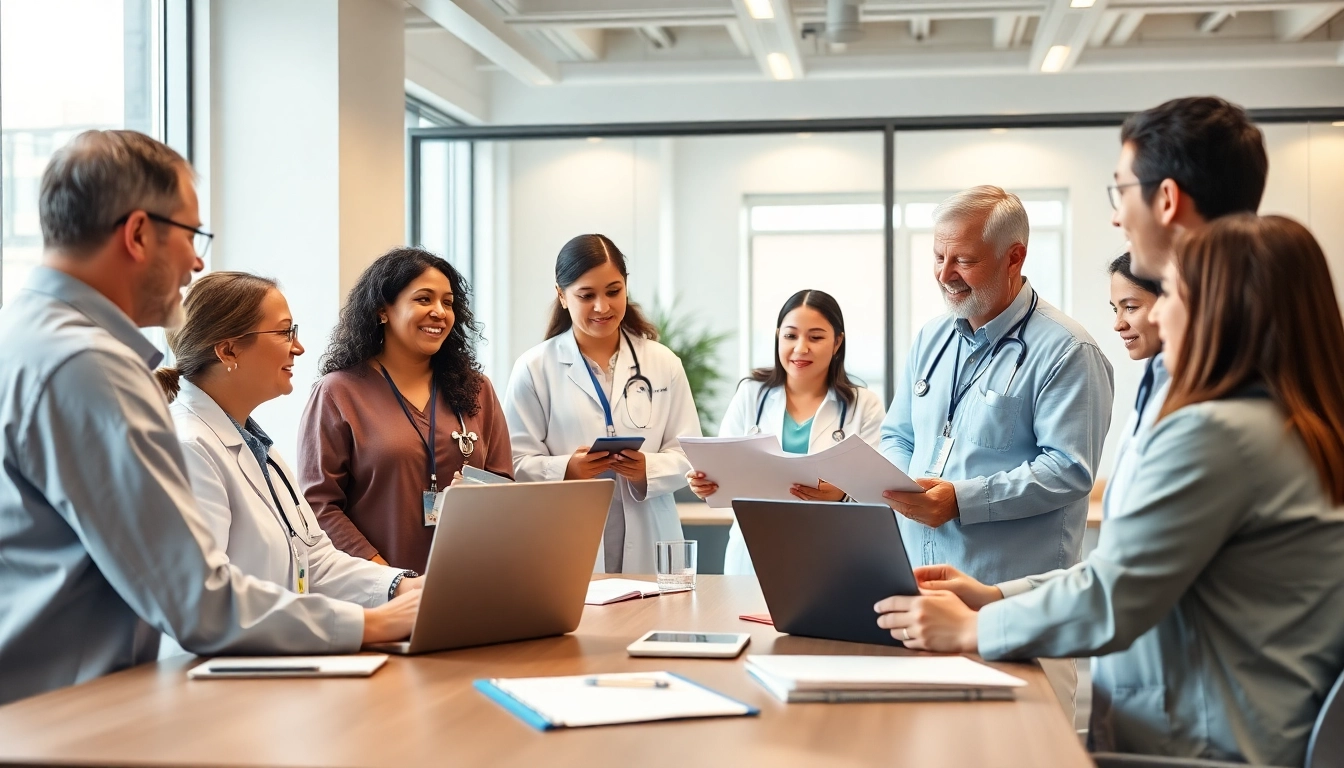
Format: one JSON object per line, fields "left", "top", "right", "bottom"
{"left": 503, "top": 234, "right": 701, "bottom": 574}
{"left": 687, "top": 289, "right": 886, "bottom": 575}
{"left": 155, "top": 273, "right": 422, "bottom": 616}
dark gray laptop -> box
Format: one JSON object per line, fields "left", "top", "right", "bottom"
{"left": 367, "top": 479, "right": 614, "bottom": 655}
{"left": 732, "top": 499, "right": 920, "bottom": 647}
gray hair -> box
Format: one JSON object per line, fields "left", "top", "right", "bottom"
{"left": 39, "top": 130, "right": 189, "bottom": 254}
{"left": 932, "top": 185, "right": 1030, "bottom": 256}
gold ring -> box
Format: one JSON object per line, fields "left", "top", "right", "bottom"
{"left": 902, "top": 628, "right": 912, "bottom": 642}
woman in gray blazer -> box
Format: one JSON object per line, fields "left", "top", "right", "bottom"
{"left": 875, "top": 214, "right": 1344, "bottom": 766}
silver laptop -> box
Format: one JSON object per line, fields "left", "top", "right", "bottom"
{"left": 367, "top": 479, "right": 614, "bottom": 655}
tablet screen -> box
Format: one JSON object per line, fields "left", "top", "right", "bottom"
{"left": 645, "top": 632, "right": 742, "bottom": 644}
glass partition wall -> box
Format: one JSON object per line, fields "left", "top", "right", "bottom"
{"left": 410, "top": 113, "right": 1344, "bottom": 467}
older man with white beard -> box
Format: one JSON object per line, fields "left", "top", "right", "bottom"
{"left": 881, "top": 184, "right": 1114, "bottom": 591}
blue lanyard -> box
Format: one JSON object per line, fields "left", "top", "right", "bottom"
{"left": 581, "top": 348, "right": 618, "bottom": 437}
{"left": 378, "top": 364, "right": 438, "bottom": 491}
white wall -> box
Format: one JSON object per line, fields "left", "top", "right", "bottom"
{"left": 474, "top": 122, "right": 1344, "bottom": 476}
{"left": 204, "top": 0, "right": 405, "bottom": 460}
{"left": 488, "top": 66, "right": 1344, "bottom": 126}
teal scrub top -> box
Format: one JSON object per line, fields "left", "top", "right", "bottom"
{"left": 781, "top": 414, "right": 813, "bottom": 455}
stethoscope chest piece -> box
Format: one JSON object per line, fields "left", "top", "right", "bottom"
{"left": 453, "top": 425, "right": 478, "bottom": 458}
{"left": 914, "top": 379, "right": 930, "bottom": 397}
{"left": 832, "top": 429, "right": 845, "bottom": 443}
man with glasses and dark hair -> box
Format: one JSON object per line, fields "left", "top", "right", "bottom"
{"left": 1108, "top": 95, "right": 1268, "bottom": 280}
{"left": 0, "top": 130, "right": 419, "bottom": 705}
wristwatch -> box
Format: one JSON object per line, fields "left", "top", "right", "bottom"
{"left": 387, "top": 570, "right": 419, "bottom": 600}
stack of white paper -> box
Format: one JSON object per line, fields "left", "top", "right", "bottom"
{"left": 585, "top": 578, "right": 661, "bottom": 605}
{"left": 679, "top": 434, "right": 923, "bottom": 508}
{"left": 745, "top": 655, "right": 1026, "bottom": 703}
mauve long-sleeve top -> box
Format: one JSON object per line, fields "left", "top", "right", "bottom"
{"left": 298, "top": 364, "right": 514, "bottom": 573}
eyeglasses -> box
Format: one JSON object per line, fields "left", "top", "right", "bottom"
{"left": 1106, "top": 180, "right": 1161, "bottom": 211}
{"left": 114, "top": 211, "right": 214, "bottom": 258}
{"left": 236, "top": 324, "right": 299, "bottom": 343}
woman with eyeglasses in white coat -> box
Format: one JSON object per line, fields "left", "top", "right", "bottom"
{"left": 502, "top": 234, "right": 701, "bottom": 574}
{"left": 686, "top": 289, "right": 886, "bottom": 576}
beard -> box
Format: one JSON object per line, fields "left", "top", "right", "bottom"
{"left": 940, "top": 270, "right": 1006, "bottom": 321}
{"left": 137, "top": 250, "right": 187, "bottom": 329}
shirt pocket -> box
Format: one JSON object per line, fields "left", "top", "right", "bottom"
{"left": 963, "top": 388, "right": 1022, "bottom": 452}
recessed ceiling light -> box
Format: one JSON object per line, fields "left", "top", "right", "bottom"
{"left": 989, "top": 128, "right": 1009, "bottom": 135}
{"left": 1333, "top": 121, "right": 1344, "bottom": 127}
{"left": 767, "top": 52, "right": 794, "bottom": 80}
{"left": 587, "top": 137, "right": 603, "bottom": 144}
{"left": 745, "top": 0, "right": 775, "bottom": 20}
{"left": 1041, "top": 45, "right": 1070, "bottom": 73}
{"left": 1070, "top": 0, "right": 1096, "bottom": 7}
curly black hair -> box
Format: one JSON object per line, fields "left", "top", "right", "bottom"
{"left": 319, "top": 247, "right": 484, "bottom": 417}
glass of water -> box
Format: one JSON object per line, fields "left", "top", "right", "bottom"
{"left": 655, "top": 540, "right": 697, "bottom": 593}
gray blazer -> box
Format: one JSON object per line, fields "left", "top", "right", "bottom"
{"left": 0, "top": 268, "right": 363, "bottom": 706}
{"left": 978, "top": 393, "right": 1344, "bottom": 765}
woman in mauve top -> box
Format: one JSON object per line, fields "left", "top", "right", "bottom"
{"left": 299, "top": 248, "right": 513, "bottom": 573}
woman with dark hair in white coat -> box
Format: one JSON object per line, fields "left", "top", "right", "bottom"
{"left": 502, "top": 234, "right": 701, "bottom": 575}
{"left": 687, "top": 289, "right": 885, "bottom": 575}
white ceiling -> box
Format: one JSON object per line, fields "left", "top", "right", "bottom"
{"left": 404, "top": 0, "right": 1344, "bottom": 85}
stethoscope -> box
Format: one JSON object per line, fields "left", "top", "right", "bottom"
{"left": 748, "top": 387, "right": 849, "bottom": 443}
{"left": 914, "top": 289, "right": 1039, "bottom": 400}
{"left": 263, "top": 458, "right": 322, "bottom": 548}
{"left": 580, "top": 329, "right": 654, "bottom": 436}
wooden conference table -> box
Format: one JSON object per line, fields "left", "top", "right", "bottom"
{"left": 0, "top": 576, "right": 1090, "bottom": 768}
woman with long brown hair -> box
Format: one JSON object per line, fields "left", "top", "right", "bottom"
{"left": 872, "top": 214, "right": 1344, "bottom": 765}
{"left": 156, "top": 272, "right": 421, "bottom": 651}
{"left": 501, "top": 234, "right": 701, "bottom": 574}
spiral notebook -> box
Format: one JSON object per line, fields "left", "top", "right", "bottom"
{"left": 475, "top": 671, "right": 758, "bottom": 730}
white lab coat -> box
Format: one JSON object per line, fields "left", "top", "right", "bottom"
{"left": 503, "top": 331, "right": 701, "bottom": 574}
{"left": 169, "top": 380, "right": 400, "bottom": 606}
{"left": 715, "top": 380, "right": 887, "bottom": 575}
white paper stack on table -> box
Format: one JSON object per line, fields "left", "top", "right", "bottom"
{"left": 474, "top": 671, "right": 758, "bottom": 730}
{"left": 585, "top": 578, "right": 661, "bottom": 605}
{"left": 745, "top": 655, "right": 1027, "bottom": 703}
{"left": 188, "top": 655, "right": 388, "bottom": 679}
{"left": 679, "top": 434, "right": 924, "bottom": 508}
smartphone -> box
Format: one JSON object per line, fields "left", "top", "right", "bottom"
{"left": 626, "top": 630, "right": 751, "bottom": 659}
{"left": 588, "top": 436, "right": 645, "bottom": 456}
{"left": 460, "top": 465, "right": 512, "bottom": 485}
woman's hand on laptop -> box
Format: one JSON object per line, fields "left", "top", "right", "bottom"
{"left": 362, "top": 590, "right": 422, "bottom": 644}
{"left": 914, "top": 565, "right": 1003, "bottom": 610}
{"left": 395, "top": 576, "right": 425, "bottom": 597}
{"left": 873, "top": 592, "right": 978, "bottom": 653}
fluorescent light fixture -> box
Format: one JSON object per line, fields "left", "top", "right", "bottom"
{"left": 767, "top": 52, "right": 794, "bottom": 80}
{"left": 587, "top": 137, "right": 603, "bottom": 144}
{"left": 1040, "top": 45, "right": 1070, "bottom": 73}
{"left": 1333, "top": 121, "right": 1344, "bottom": 127}
{"left": 744, "top": 0, "right": 775, "bottom": 20}
{"left": 1070, "top": 0, "right": 1096, "bottom": 7}
{"left": 989, "top": 128, "right": 1009, "bottom": 135}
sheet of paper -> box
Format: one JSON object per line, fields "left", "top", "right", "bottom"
{"left": 585, "top": 578, "right": 661, "bottom": 605}
{"left": 488, "top": 671, "right": 752, "bottom": 728}
{"left": 189, "top": 655, "right": 388, "bottom": 679}
{"left": 680, "top": 435, "right": 923, "bottom": 508}
{"left": 744, "top": 655, "right": 1026, "bottom": 691}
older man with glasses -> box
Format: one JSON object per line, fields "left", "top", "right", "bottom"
{"left": 0, "top": 130, "right": 419, "bottom": 706}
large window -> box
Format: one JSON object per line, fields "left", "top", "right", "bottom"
{"left": 407, "top": 97, "right": 472, "bottom": 283}
{"left": 1, "top": 0, "right": 166, "bottom": 305}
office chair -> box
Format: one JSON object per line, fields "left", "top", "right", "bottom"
{"left": 1091, "top": 666, "right": 1344, "bottom": 768}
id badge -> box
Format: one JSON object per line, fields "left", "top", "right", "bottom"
{"left": 423, "top": 489, "right": 446, "bottom": 527}
{"left": 926, "top": 435, "right": 955, "bottom": 478}
{"left": 295, "top": 541, "right": 310, "bottom": 594}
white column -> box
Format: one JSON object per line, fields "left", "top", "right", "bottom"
{"left": 201, "top": 0, "right": 405, "bottom": 459}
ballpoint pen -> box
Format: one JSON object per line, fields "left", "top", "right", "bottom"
{"left": 584, "top": 676, "right": 670, "bottom": 689}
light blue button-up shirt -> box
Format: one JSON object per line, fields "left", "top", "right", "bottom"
{"left": 881, "top": 279, "right": 1114, "bottom": 585}
{"left": 0, "top": 267, "right": 363, "bottom": 706}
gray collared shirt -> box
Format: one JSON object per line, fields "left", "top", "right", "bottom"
{"left": 880, "top": 279, "right": 1115, "bottom": 585}
{"left": 0, "top": 267, "right": 363, "bottom": 706}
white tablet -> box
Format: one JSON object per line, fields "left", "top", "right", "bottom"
{"left": 626, "top": 631, "right": 751, "bottom": 658}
